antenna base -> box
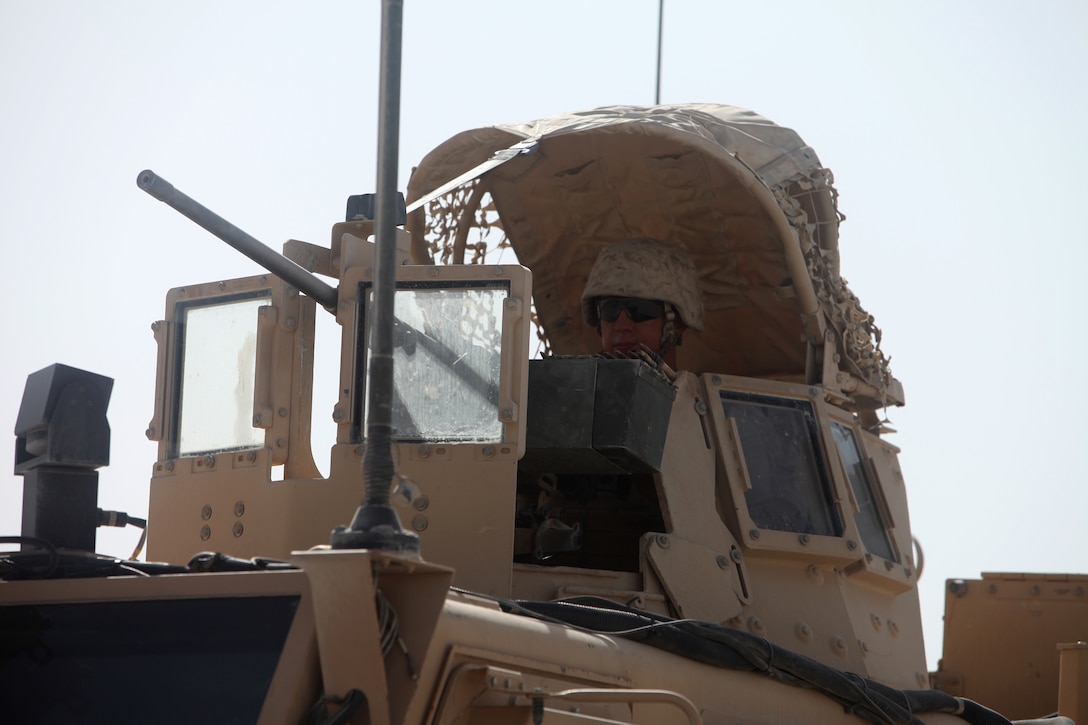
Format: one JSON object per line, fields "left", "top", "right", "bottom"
{"left": 330, "top": 504, "right": 421, "bottom": 556}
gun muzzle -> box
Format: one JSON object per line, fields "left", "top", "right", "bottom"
{"left": 137, "top": 170, "right": 338, "bottom": 310}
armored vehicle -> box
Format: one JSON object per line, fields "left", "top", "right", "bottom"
{"left": 2, "top": 8, "right": 1084, "bottom": 724}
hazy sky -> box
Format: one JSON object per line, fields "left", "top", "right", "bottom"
{"left": 1, "top": 1, "right": 1085, "bottom": 671}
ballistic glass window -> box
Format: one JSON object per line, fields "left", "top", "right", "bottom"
{"left": 354, "top": 280, "right": 508, "bottom": 443}
{"left": 720, "top": 392, "right": 843, "bottom": 536}
{"left": 831, "top": 421, "right": 897, "bottom": 561}
{"left": 172, "top": 291, "right": 270, "bottom": 458}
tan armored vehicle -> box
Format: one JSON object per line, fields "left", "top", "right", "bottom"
{"left": 2, "top": 13, "right": 1085, "bottom": 725}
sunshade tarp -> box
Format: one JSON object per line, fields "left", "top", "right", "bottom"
{"left": 407, "top": 104, "right": 893, "bottom": 401}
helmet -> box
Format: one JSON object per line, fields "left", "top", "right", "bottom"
{"left": 581, "top": 238, "right": 704, "bottom": 331}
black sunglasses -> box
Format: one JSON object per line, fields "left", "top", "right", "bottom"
{"left": 596, "top": 297, "right": 665, "bottom": 324}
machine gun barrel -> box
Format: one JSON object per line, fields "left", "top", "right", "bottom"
{"left": 136, "top": 170, "right": 338, "bottom": 310}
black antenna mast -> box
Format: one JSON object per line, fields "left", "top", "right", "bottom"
{"left": 331, "top": 0, "right": 420, "bottom": 554}
{"left": 655, "top": 0, "right": 664, "bottom": 104}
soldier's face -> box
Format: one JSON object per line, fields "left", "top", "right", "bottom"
{"left": 597, "top": 297, "right": 665, "bottom": 355}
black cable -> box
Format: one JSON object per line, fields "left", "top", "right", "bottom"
{"left": 0, "top": 535, "right": 59, "bottom": 579}
{"left": 488, "top": 593, "right": 1012, "bottom": 725}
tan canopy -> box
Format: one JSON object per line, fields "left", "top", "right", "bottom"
{"left": 406, "top": 104, "right": 902, "bottom": 414}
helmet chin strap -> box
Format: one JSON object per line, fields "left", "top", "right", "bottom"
{"left": 660, "top": 303, "right": 682, "bottom": 355}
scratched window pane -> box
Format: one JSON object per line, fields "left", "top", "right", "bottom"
{"left": 362, "top": 284, "right": 506, "bottom": 443}
{"left": 721, "top": 393, "right": 842, "bottom": 537}
{"left": 832, "top": 421, "right": 896, "bottom": 561}
{"left": 178, "top": 296, "right": 268, "bottom": 456}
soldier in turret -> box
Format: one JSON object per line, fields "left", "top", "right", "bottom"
{"left": 581, "top": 237, "right": 704, "bottom": 370}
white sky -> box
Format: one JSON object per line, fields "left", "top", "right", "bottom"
{"left": 1, "top": 1, "right": 1086, "bottom": 672}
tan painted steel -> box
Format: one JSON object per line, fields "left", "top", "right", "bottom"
{"left": 8, "top": 103, "right": 1079, "bottom": 723}
{"left": 932, "top": 572, "right": 1088, "bottom": 720}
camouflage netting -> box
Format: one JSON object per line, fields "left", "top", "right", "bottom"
{"left": 405, "top": 104, "right": 902, "bottom": 410}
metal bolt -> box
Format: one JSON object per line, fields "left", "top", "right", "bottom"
{"left": 246, "top": 451, "right": 257, "bottom": 462}
{"left": 847, "top": 539, "right": 858, "bottom": 550}
{"left": 656, "top": 534, "right": 670, "bottom": 548}
{"left": 278, "top": 407, "right": 288, "bottom": 417}
{"left": 748, "top": 617, "right": 765, "bottom": 635}
{"left": 749, "top": 529, "right": 760, "bottom": 540}
{"left": 201, "top": 505, "right": 213, "bottom": 521}
{"left": 253, "top": 413, "right": 263, "bottom": 425}
{"left": 482, "top": 445, "right": 496, "bottom": 458}
{"left": 799, "top": 534, "right": 810, "bottom": 545}
{"left": 165, "top": 461, "right": 175, "bottom": 472}
{"left": 500, "top": 408, "right": 513, "bottom": 421}
{"left": 145, "top": 427, "right": 155, "bottom": 438}
{"left": 796, "top": 623, "right": 813, "bottom": 642}
{"left": 232, "top": 522, "right": 244, "bottom": 537}
{"left": 412, "top": 496, "right": 429, "bottom": 512}
{"left": 200, "top": 525, "right": 211, "bottom": 541}
{"left": 418, "top": 444, "right": 431, "bottom": 459}
{"left": 234, "top": 501, "right": 245, "bottom": 517}
{"left": 412, "top": 515, "right": 428, "bottom": 532}
{"left": 871, "top": 614, "right": 882, "bottom": 631}
{"left": 203, "top": 455, "right": 215, "bottom": 468}
{"left": 730, "top": 549, "right": 743, "bottom": 563}
{"left": 948, "top": 580, "right": 968, "bottom": 596}
{"left": 285, "top": 317, "right": 297, "bottom": 330}
{"left": 831, "top": 636, "right": 847, "bottom": 656}
{"left": 711, "top": 375, "right": 722, "bottom": 385}
{"left": 694, "top": 399, "right": 707, "bottom": 415}
{"left": 332, "top": 407, "right": 344, "bottom": 421}
{"left": 716, "top": 555, "right": 729, "bottom": 570}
